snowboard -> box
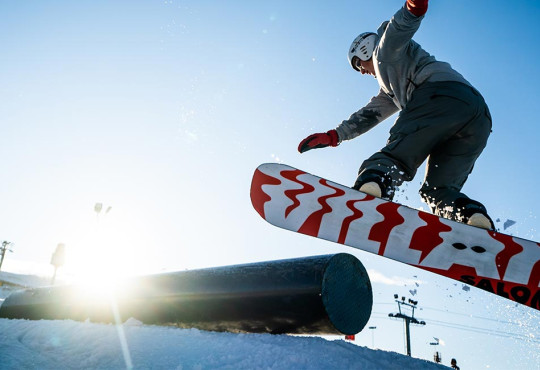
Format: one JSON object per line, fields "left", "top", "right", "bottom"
{"left": 250, "top": 163, "right": 540, "bottom": 311}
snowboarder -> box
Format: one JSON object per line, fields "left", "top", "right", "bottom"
{"left": 298, "top": 0, "right": 494, "bottom": 230}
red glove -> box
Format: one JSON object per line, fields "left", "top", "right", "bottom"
{"left": 406, "top": 0, "right": 428, "bottom": 17}
{"left": 298, "top": 129, "right": 339, "bottom": 153}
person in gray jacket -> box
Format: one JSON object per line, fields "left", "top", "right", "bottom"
{"left": 298, "top": 0, "right": 494, "bottom": 230}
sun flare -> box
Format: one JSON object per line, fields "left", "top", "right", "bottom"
{"left": 60, "top": 207, "right": 149, "bottom": 287}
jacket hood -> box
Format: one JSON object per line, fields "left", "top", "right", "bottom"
{"left": 377, "top": 20, "right": 390, "bottom": 38}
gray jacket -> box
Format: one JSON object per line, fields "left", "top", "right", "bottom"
{"left": 336, "top": 6, "right": 471, "bottom": 141}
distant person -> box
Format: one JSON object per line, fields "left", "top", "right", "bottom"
{"left": 451, "top": 358, "right": 460, "bottom": 370}
{"left": 298, "top": 0, "right": 494, "bottom": 230}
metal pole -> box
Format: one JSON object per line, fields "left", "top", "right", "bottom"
{"left": 404, "top": 318, "right": 412, "bottom": 356}
{"left": 0, "top": 241, "right": 12, "bottom": 271}
{"left": 368, "top": 326, "right": 377, "bottom": 348}
{"left": 389, "top": 295, "right": 425, "bottom": 357}
{"left": 51, "top": 266, "right": 58, "bottom": 285}
{"left": 0, "top": 253, "right": 373, "bottom": 335}
{"left": 0, "top": 247, "right": 6, "bottom": 271}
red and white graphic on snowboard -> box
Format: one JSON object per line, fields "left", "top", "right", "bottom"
{"left": 251, "top": 163, "right": 540, "bottom": 310}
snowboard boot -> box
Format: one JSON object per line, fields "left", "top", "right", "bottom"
{"left": 359, "top": 182, "right": 382, "bottom": 198}
{"left": 455, "top": 198, "right": 495, "bottom": 230}
{"left": 353, "top": 170, "right": 392, "bottom": 199}
{"left": 467, "top": 213, "right": 493, "bottom": 230}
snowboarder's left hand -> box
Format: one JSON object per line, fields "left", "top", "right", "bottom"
{"left": 298, "top": 129, "right": 339, "bottom": 153}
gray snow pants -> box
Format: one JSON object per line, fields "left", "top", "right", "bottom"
{"left": 355, "top": 81, "right": 492, "bottom": 222}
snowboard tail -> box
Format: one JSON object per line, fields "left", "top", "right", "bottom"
{"left": 250, "top": 163, "right": 540, "bottom": 311}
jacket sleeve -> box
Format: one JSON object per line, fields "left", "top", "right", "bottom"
{"left": 335, "top": 90, "right": 399, "bottom": 141}
{"left": 376, "top": 6, "right": 424, "bottom": 62}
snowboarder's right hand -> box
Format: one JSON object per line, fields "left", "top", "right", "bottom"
{"left": 406, "top": 0, "right": 429, "bottom": 17}
{"left": 298, "top": 129, "right": 339, "bottom": 153}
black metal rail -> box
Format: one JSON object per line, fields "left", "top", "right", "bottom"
{"left": 0, "top": 253, "right": 372, "bottom": 335}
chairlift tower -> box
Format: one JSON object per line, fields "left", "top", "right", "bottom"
{"left": 0, "top": 241, "right": 14, "bottom": 271}
{"left": 388, "top": 294, "right": 426, "bottom": 356}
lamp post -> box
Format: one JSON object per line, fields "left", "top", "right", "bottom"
{"left": 50, "top": 243, "right": 66, "bottom": 285}
{"left": 94, "top": 203, "right": 112, "bottom": 223}
{"left": 93, "top": 202, "right": 113, "bottom": 277}
{"left": 93, "top": 202, "right": 112, "bottom": 242}
{"left": 368, "top": 326, "right": 377, "bottom": 348}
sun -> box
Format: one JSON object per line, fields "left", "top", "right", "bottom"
{"left": 66, "top": 247, "right": 129, "bottom": 287}
{"left": 60, "top": 208, "right": 149, "bottom": 287}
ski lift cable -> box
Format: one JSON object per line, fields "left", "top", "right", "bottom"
{"left": 369, "top": 312, "right": 540, "bottom": 343}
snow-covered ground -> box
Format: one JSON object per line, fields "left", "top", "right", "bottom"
{"left": 0, "top": 272, "right": 447, "bottom": 370}
{"left": 0, "top": 319, "right": 447, "bottom": 370}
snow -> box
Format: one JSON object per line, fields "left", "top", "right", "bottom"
{"left": 0, "top": 273, "right": 447, "bottom": 369}
{"left": 503, "top": 219, "right": 516, "bottom": 230}
{"left": 0, "top": 319, "right": 448, "bottom": 370}
{"left": 0, "top": 271, "right": 51, "bottom": 288}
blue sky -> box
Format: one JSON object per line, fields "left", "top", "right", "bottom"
{"left": 0, "top": 1, "right": 539, "bottom": 368}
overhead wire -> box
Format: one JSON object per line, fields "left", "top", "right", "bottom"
{"left": 368, "top": 311, "right": 540, "bottom": 344}
{"left": 373, "top": 301, "right": 538, "bottom": 329}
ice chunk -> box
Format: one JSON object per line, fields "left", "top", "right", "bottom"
{"left": 503, "top": 219, "right": 516, "bottom": 230}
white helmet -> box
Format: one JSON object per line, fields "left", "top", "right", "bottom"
{"left": 348, "top": 32, "right": 378, "bottom": 70}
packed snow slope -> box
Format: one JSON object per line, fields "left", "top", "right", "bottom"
{"left": 0, "top": 272, "right": 448, "bottom": 370}
{"left": 0, "top": 319, "right": 447, "bottom": 370}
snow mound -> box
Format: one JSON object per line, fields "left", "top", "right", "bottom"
{"left": 0, "top": 271, "right": 49, "bottom": 288}
{"left": 0, "top": 319, "right": 447, "bottom": 369}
